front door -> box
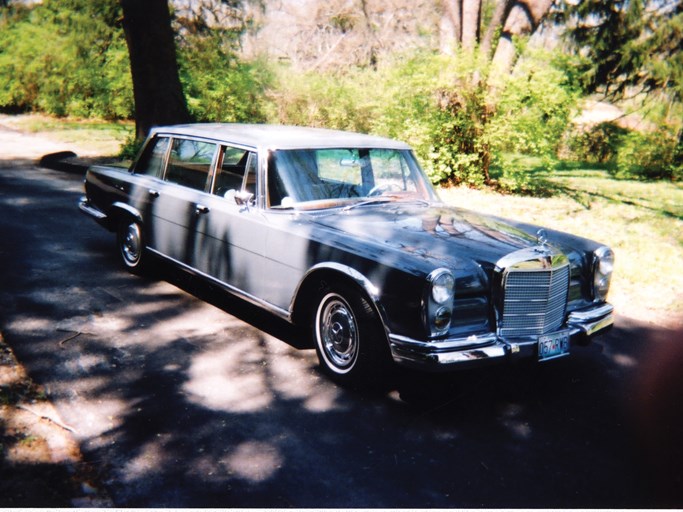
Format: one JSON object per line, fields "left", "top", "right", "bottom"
{"left": 191, "top": 146, "right": 268, "bottom": 298}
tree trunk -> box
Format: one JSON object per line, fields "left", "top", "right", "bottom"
{"left": 439, "top": 0, "right": 462, "bottom": 55}
{"left": 120, "top": 0, "right": 192, "bottom": 141}
{"left": 461, "top": 0, "right": 481, "bottom": 52}
{"left": 481, "top": 0, "right": 512, "bottom": 58}
{"left": 490, "top": 0, "right": 553, "bottom": 76}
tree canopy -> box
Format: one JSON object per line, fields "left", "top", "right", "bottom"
{"left": 0, "top": 0, "right": 680, "bottom": 183}
{"left": 559, "top": 0, "right": 683, "bottom": 102}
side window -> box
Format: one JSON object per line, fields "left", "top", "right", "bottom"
{"left": 212, "top": 146, "right": 250, "bottom": 196}
{"left": 165, "top": 139, "right": 217, "bottom": 191}
{"left": 133, "top": 136, "right": 170, "bottom": 178}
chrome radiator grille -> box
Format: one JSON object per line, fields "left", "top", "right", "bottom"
{"left": 499, "top": 264, "right": 570, "bottom": 337}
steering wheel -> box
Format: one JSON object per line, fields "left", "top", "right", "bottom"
{"left": 367, "top": 183, "right": 402, "bottom": 197}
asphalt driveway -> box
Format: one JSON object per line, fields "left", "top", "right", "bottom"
{"left": 0, "top": 146, "right": 681, "bottom": 506}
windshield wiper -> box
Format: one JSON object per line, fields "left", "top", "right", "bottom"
{"left": 341, "top": 197, "right": 393, "bottom": 212}
{"left": 342, "top": 196, "right": 432, "bottom": 212}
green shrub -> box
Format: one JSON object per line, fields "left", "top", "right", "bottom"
{"left": 491, "top": 154, "right": 555, "bottom": 196}
{"left": 369, "top": 51, "right": 493, "bottom": 186}
{"left": 614, "top": 130, "right": 681, "bottom": 180}
{"left": 0, "top": 0, "right": 133, "bottom": 119}
{"left": 563, "top": 122, "right": 630, "bottom": 163}
{"left": 118, "top": 133, "right": 144, "bottom": 161}
{"left": 266, "top": 65, "right": 375, "bottom": 133}
{"left": 487, "top": 50, "right": 579, "bottom": 158}
{"left": 267, "top": 52, "right": 494, "bottom": 186}
{"left": 424, "top": 87, "right": 491, "bottom": 186}
{"left": 178, "top": 33, "right": 272, "bottom": 123}
{"left": 369, "top": 48, "right": 578, "bottom": 189}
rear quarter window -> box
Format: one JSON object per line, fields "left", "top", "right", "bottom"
{"left": 134, "top": 136, "right": 170, "bottom": 178}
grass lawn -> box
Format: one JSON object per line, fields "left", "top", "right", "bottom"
{"left": 0, "top": 114, "right": 133, "bottom": 156}
{"left": 440, "top": 167, "right": 683, "bottom": 328}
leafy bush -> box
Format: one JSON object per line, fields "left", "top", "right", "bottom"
{"left": 488, "top": 51, "right": 579, "bottom": 158}
{"left": 563, "top": 122, "right": 630, "bottom": 163}
{"left": 368, "top": 51, "right": 495, "bottom": 186}
{"left": 562, "top": 120, "right": 681, "bottom": 182}
{"left": 266, "top": 65, "right": 376, "bottom": 133}
{"left": 491, "top": 154, "right": 556, "bottom": 196}
{"left": 0, "top": 0, "right": 133, "bottom": 119}
{"left": 614, "top": 130, "right": 681, "bottom": 181}
{"left": 118, "top": 134, "right": 144, "bottom": 161}
{"left": 178, "top": 32, "right": 272, "bottom": 123}
{"left": 266, "top": 43, "right": 678, "bottom": 189}
{"left": 369, "top": 48, "right": 578, "bottom": 189}
{"left": 267, "top": 51, "right": 498, "bottom": 186}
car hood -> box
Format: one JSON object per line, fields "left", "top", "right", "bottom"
{"left": 308, "top": 201, "right": 550, "bottom": 271}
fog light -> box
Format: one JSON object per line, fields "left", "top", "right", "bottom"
{"left": 434, "top": 306, "right": 452, "bottom": 330}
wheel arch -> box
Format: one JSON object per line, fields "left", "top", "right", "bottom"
{"left": 110, "top": 202, "right": 144, "bottom": 226}
{"left": 113, "top": 203, "right": 149, "bottom": 273}
{"left": 291, "top": 263, "right": 390, "bottom": 336}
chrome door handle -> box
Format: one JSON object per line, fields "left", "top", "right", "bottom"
{"left": 195, "top": 204, "right": 210, "bottom": 214}
{"left": 148, "top": 189, "right": 159, "bottom": 198}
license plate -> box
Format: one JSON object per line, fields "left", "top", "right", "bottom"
{"left": 538, "top": 331, "right": 570, "bottom": 361}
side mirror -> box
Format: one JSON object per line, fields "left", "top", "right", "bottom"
{"left": 234, "top": 190, "right": 254, "bottom": 207}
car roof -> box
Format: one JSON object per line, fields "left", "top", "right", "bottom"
{"left": 149, "top": 123, "right": 412, "bottom": 151}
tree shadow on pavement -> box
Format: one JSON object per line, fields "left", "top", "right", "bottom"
{"left": 10, "top": 255, "right": 680, "bottom": 507}
{"left": 0, "top": 163, "right": 681, "bottom": 508}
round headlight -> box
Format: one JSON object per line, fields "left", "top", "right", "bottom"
{"left": 430, "top": 269, "right": 455, "bottom": 304}
{"left": 593, "top": 246, "right": 614, "bottom": 302}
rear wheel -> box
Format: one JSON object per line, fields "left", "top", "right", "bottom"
{"left": 313, "top": 282, "right": 391, "bottom": 388}
{"left": 117, "top": 218, "right": 146, "bottom": 273}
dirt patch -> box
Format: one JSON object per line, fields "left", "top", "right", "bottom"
{"left": 0, "top": 333, "right": 111, "bottom": 507}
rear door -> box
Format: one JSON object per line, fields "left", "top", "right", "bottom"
{"left": 150, "top": 137, "right": 218, "bottom": 265}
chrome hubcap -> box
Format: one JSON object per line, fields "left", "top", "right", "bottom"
{"left": 122, "top": 223, "right": 141, "bottom": 264}
{"left": 317, "top": 293, "right": 358, "bottom": 372}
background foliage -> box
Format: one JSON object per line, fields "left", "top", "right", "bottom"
{"left": 0, "top": 0, "right": 681, "bottom": 190}
{"left": 0, "top": 0, "right": 133, "bottom": 119}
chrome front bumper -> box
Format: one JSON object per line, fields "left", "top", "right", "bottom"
{"left": 79, "top": 197, "right": 114, "bottom": 231}
{"left": 79, "top": 197, "right": 107, "bottom": 220}
{"left": 389, "top": 303, "right": 614, "bottom": 370}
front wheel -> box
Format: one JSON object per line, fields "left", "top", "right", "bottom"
{"left": 313, "top": 283, "right": 391, "bottom": 388}
{"left": 117, "top": 218, "right": 147, "bottom": 273}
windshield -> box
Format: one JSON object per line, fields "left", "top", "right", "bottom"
{"left": 267, "top": 148, "right": 437, "bottom": 210}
